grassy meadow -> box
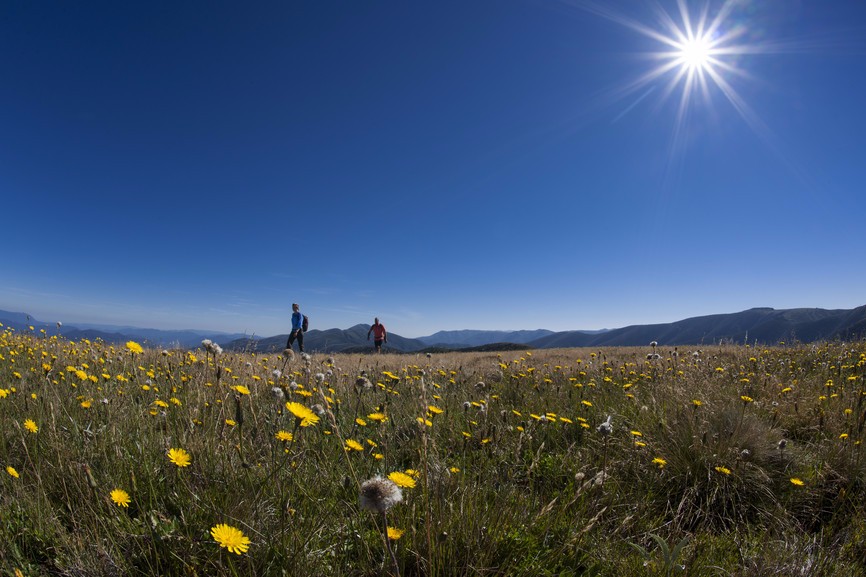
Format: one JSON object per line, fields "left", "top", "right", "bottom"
{"left": 2, "top": 326, "right": 866, "bottom": 576}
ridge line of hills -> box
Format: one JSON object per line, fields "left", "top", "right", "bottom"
{"left": 2, "top": 305, "right": 865, "bottom": 353}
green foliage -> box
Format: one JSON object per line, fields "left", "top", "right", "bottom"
{"left": 1, "top": 329, "right": 866, "bottom": 575}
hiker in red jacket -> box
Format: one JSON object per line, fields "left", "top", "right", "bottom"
{"left": 367, "top": 317, "right": 387, "bottom": 353}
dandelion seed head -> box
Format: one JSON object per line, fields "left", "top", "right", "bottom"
{"left": 597, "top": 415, "right": 613, "bottom": 436}
{"left": 359, "top": 476, "right": 403, "bottom": 513}
{"left": 355, "top": 377, "right": 373, "bottom": 392}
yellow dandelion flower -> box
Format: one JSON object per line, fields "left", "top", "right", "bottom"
{"left": 790, "top": 477, "right": 804, "bottom": 486}
{"left": 6, "top": 466, "right": 20, "bottom": 478}
{"left": 24, "top": 419, "right": 38, "bottom": 434}
{"left": 345, "top": 439, "right": 364, "bottom": 452}
{"left": 630, "top": 430, "right": 642, "bottom": 437}
{"left": 581, "top": 400, "right": 592, "bottom": 407}
{"left": 388, "top": 471, "right": 416, "bottom": 489}
{"left": 167, "top": 448, "right": 192, "bottom": 468}
{"left": 211, "top": 523, "right": 251, "bottom": 555}
{"left": 225, "top": 419, "right": 237, "bottom": 427}
{"left": 356, "top": 418, "right": 367, "bottom": 426}
{"left": 125, "top": 341, "right": 144, "bottom": 355}
{"left": 417, "top": 417, "right": 432, "bottom": 427}
{"left": 111, "top": 488, "right": 131, "bottom": 507}
{"left": 275, "top": 430, "right": 293, "bottom": 442}
{"left": 652, "top": 457, "right": 667, "bottom": 469}
{"left": 714, "top": 466, "right": 731, "bottom": 475}
{"left": 80, "top": 399, "right": 92, "bottom": 409}
{"left": 286, "top": 402, "right": 319, "bottom": 427}
{"left": 428, "top": 405, "right": 444, "bottom": 415}
{"left": 387, "top": 527, "right": 404, "bottom": 541}
{"left": 741, "top": 395, "right": 754, "bottom": 403}
{"left": 233, "top": 385, "right": 250, "bottom": 395}
{"left": 634, "top": 441, "right": 646, "bottom": 447}
{"left": 368, "top": 412, "right": 387, "bottom": 422}
{"left": 692, "top": 399, "right": 703, "bottom": 407}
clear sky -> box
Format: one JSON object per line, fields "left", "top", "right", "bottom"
{"left": 2, "top": 1, "right": 865, "bottom": 339}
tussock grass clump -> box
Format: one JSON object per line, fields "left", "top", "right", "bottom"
{"left": 1, "top": 328, "right": 865, "bottom": 576}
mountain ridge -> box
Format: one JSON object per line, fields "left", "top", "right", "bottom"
{"left": 2, "top": 305, "right": 864, "bottom": 353}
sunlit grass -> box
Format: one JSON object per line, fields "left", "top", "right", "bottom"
{"left": 1, "top": 325, "right": 865, "bottom": 575}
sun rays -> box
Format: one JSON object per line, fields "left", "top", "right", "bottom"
{"left": 575, "top": 0, "right": 783, "bottom": 160}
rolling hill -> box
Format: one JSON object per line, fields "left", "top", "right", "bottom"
{"left": 4, "top": 305, "right": 865, "bottom": 354}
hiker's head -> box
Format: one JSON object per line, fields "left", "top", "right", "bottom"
{"left": 292, "top": 303, "right": 299, "bottom": 312}
{"left": 374, "top": 317, "right": 379, "bottom": 324}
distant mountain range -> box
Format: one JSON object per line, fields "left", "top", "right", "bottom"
{"left": 0, "top": 310, "right": 249, "bottom": 349}
{"left": 2, "top": 305, "right": 864, "bottom": 354}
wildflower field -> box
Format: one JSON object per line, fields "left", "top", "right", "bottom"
{"left": 2, "top": 327, "right": 866, "bottom": 576}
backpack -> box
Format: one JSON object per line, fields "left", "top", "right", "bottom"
{"left": 302, "top": 315, "right": 309, "bottom": 332}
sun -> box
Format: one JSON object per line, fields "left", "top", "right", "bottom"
{"left": 676, "top": 35, "right": 714, "bottom": 72}
{"left": 576, "top": 0, "right": 775, "bottom": 153}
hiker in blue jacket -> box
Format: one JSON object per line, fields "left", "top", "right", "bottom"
{"left": 286, "top": 303, "right": 304, "bottom": 353}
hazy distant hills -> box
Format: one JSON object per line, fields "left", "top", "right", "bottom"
{"left": 0, "top": 310, "right": 248, "bottom": 348}
{"left": 222, "top": 306, "right": 866, "bottom": 353}
{"left": 531, "top": 306, "right": 866, "bottom": 349}
{"left": 418, "top": 329, "right": 557, "bottom": 347}
{"left": 2, "top": 305, "right": 865, "bottom": 353}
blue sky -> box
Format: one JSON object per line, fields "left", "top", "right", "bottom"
{"left": 2, "top": 0, "right": 865, "bottom": 339}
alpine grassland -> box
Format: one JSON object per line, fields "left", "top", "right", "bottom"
{"left": 2, "top": 326, "right": 866, "bottom": 576}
